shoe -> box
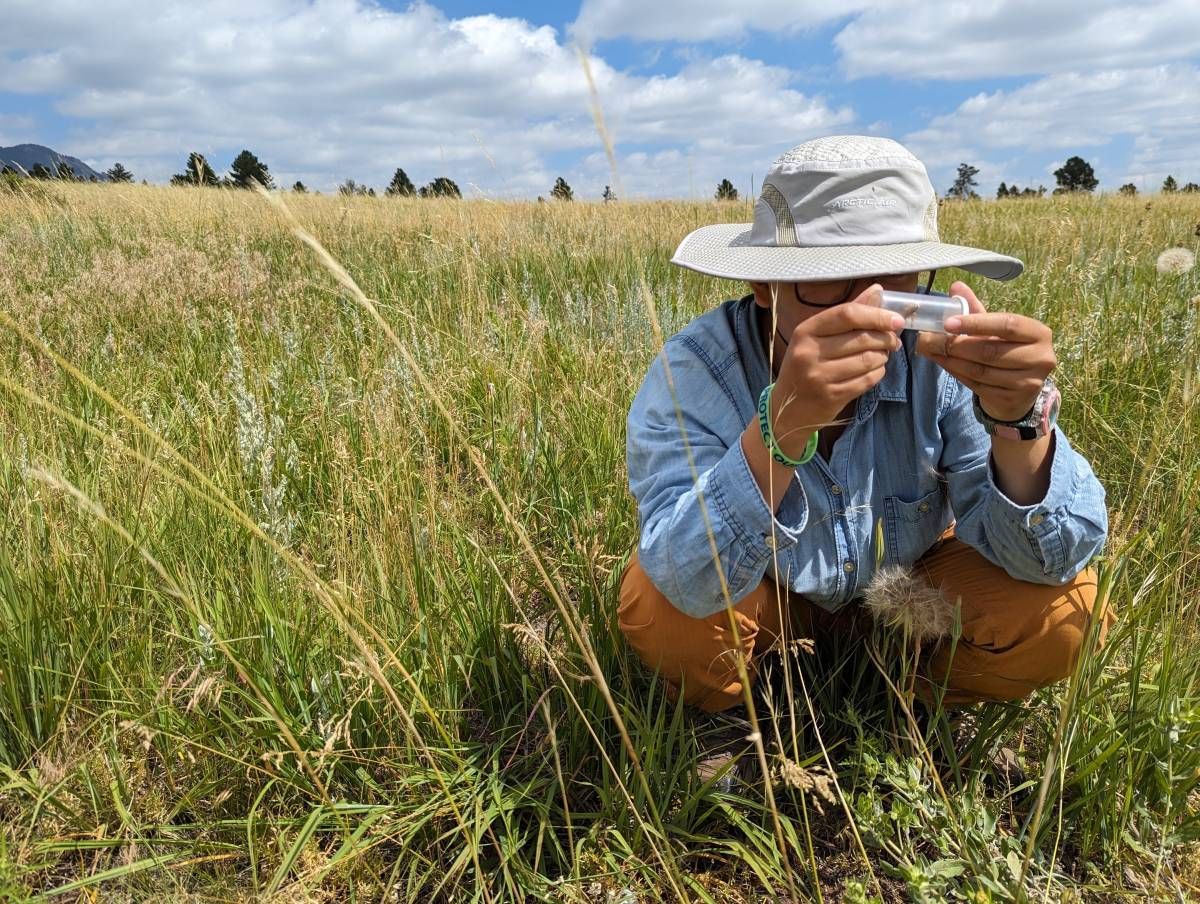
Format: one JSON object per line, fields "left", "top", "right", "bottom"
{"left": 985, "top": 745, "right": 1030, "bottom": 797}
{"left": 690, "top": 706, "right": 755, "bottom": 792}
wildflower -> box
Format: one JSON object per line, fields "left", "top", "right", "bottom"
{"left": 1156, "top": 247, "right": 1196, "bottom": 275}
{"left": 862, "top": 564, "right": 955, "bottom": 645}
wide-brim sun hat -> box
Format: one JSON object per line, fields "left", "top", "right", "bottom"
{"left": 672, "top": 135, "right": 1023, "bottom": 283}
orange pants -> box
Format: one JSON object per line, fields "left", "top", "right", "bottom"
{"left": 617, "top": 535, "right": 1112, "bottom": 712}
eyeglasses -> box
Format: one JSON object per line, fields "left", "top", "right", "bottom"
{"left": 789, "top": 270, "right": 938, "bottom": 308}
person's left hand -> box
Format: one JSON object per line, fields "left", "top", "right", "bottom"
{"left": 916, "top": 280, "right": 1056, "bottom": 422}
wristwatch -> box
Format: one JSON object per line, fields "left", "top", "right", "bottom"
{"left": 972, "top": 377, "right": 1060, "bottom": 440}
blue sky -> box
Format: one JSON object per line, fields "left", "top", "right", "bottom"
{"left": 2, "top": 0, "right": 1198, "bottom": 198}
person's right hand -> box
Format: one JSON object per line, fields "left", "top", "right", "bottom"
{"left": 769, "top": 284, "right": 905, "bottom": 456}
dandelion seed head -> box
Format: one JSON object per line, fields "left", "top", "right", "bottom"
{"left": 1156, "top": 247, "right": 1196, "bottom": 275}
{"left": 863, "top": 564, "right": 955, "bottom": 645}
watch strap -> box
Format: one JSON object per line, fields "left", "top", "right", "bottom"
{"left": 973, "top": 377, "right": 1060, "bottom": 440}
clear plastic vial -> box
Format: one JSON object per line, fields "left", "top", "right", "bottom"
{"left": 879, "top": 291, "right": 969, "bottom": 334}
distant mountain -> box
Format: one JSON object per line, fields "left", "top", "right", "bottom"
{"left": 0, "top": 143, "right": 108, "bottom": 181}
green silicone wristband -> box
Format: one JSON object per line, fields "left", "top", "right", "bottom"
{"left": 757, "top": 383, "right": 818, "bottom": 467}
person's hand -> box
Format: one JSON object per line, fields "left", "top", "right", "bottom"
{"left": 916, "top": 281, "right": 1056, "bottom": 422}
{"left": 770, "top": 284, "right": 905, "bottom": 455}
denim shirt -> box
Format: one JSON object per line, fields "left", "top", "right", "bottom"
{"left": 626, "top": 294, "right": 1108, "bottom": 619}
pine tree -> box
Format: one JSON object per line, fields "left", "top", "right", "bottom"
{"left": 30, "top": 164, "right": 53, "bottom": 180}
{"left": 1053, "top": 156, "right": 1098, "bottom": 193}
{"left": 1162, "top": 175, "right": 1178, "bottom": 193}
{"left": 385, "top": 168, "right": 416, "bottom": 197}
{"left": 56, "top": 162, "right": 76, "bottom": 181}
{"left": 947, "top": 164, "right": 980, "bottom": 200}
{"left": 602, "top": 185, "right": 617, "bottom": 202}
{"left": 1118, "top": 183, "right": 1138, "bottom": 196}
{"left": 418, "top": 177, "right": 461, "bottom": 198}
{"left": 106, "top": 162, "right": 134, "bottom": 183}
{"left": 550, "top": 177, "right": 573, "bottom": 201}
{"left": 1183, "top": 183, "right": 1200, "bottom": 194}
{"left": 228, "top": 150, "right": 273, "bottom": 189}
{"left": 996, "top": 181, "right": 1009, "bottom": 199}
{"left": 171, "top": 153, "right": 220, "bottom": 187}
{"left": 293, "top": 181, "right": 307, "bottom": 193}
{"left": 338, "top": 179, "right": 370, "bottom": 196}
{"left": 715, "top": 178, "right": 738, "bottom": 201}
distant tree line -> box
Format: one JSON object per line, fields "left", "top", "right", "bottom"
{"left": 0, "top": 160, "right": 138, "bottom": 182}
{"left": 0, "top": 153, "right": 743, "bottom": 204}
{"left": 945, "top": 154, "right": 1200, "bottom": 200}
{"left": 996, "top": 182, "right": 1047, "bottom": 199}
{"left": 6, "top": 147, "right": 1199, "bottom": 200}
{"left": 1160, "top": 175, "right": 1200, "bottom": 194}
{"left": 163, "top": 152, "right": 468, "bottom": 199}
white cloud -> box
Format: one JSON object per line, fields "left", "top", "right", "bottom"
{"left": 0, "top": 0, "right": 853, "bottom": 196}
{"left": 904, "top": 64, "right": 1200, "bottom": 192}
{"left": 570, "top": 0, "right": 869, "bottom": 43}
{"left": 836, "top": 0, "right": 1200, "bottom": 80}
{"left": 572, "top": 0, "right": 1199, "bottom": 83}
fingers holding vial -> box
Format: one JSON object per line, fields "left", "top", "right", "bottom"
{"left": 912, "top": 280, "right": 1057, "bottom": 422}
{"left": 880, "top": 290, "right": 970, "bottom": 334}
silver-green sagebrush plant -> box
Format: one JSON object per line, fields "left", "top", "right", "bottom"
{"left": 0, "top": 182, "right": 1198, "bottom": 901}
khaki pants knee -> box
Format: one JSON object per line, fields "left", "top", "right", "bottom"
{"left": 617, "top": 552, "right": 788, "bottom": 713}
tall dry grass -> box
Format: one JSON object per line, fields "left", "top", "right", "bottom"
{"left": 0, "top": 181, "right": 1198, "bottom": 901}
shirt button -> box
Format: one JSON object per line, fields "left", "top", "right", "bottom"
{"left": 917, "top": 501, "right": 930, "bottom": 514}
{"left": 763, "top": 533, "right": 778, "bottom": 549}
{"left": 1030, "top": 513, "right": 1045, "bottom": 526}
{"left": 830, "top": 485, "right": 842, "bottom": 496}
{"left": 843, "top": 560, "right": 856, "bottom": 573}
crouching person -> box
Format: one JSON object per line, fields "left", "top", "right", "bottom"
{"left": 618, "top": 136, "right": 1112, "bottom": 725}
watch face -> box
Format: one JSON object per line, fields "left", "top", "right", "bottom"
{"left": 1041, "top": 390, "right": 1061, "bottom": 435}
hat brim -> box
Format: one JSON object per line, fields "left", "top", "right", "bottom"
{"left": 670, "top": 223, "right": 1024, "bottom": 282}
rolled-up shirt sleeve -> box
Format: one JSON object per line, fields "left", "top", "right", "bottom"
{"left": 938, "top": 374, "right": 1107, "bottom": 584}
{"left": 627, "top": 343, "right": 808, "bottom": 618}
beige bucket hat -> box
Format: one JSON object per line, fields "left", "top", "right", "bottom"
{"left": 671, "top": 135, "right": 1023, "bottom": 283}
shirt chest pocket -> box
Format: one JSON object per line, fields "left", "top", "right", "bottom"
{"left": 883, "top": 486, "right": 950, "bottom": 567}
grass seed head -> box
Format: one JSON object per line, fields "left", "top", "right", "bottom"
{"left": 775, "top": 758, "right": 837, "bottom": 814}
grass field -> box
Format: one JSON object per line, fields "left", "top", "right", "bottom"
{"left": 0, "top": 179, "right": 1198, "bottom": 902}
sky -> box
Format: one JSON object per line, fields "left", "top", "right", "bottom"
{"left": 2, "top": 0, "right": 1198, "bottom": 199}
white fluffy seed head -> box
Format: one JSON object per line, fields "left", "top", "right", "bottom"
{"left": 863, "top": 564, "right": 955, "bottom": 645}
{"left": 1156, "top": 247, "right": 1196, "bottom": 275}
